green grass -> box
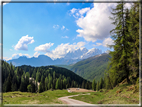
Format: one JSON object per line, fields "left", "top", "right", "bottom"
{"left": 2, "top": 83, "right": 140, "bottom": 105}
{"left": 2, "top": 90, "right": 79, "bottom": 104}
{"left": 71, "top": 83, "right": 139, "bottom": 104}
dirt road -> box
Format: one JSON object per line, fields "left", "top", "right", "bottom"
{"left": 58, "top": 93, "right": 99, "bottom": 106}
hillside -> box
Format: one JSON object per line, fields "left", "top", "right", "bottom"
{"left": 70, "top": 53, "right": 111, "bottom": 82}
{"left": 18, "top": 65, "right": 91, "bottom": 85}
{"left": 2, "top": 60, "right": 92, "bottom": 93}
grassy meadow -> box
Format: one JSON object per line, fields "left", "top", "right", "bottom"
{"left": 2, "top": 90, "right": 79, "bottom": 104}
{"left": 71, "top": 83, "right": 140, "bottom": 104}
{"left": 2, "top": 83, "right": 140, "bottom": 105}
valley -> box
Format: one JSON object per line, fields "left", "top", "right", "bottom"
{"left": 2, "top": 52, "right": 140, "bottom": 105}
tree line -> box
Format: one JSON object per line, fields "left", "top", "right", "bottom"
{"left": 2, "top": 61, "right": 92, "bottom": 93}
{"left": 92, "top": 1, "right": 140, "bottom": 91}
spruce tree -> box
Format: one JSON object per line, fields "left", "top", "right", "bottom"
{"left": 82, "top": 81, "right": 85, "bottom": 88}
{"left": 45, "top": 77, "right": 48, "bottom": 90}
{"left": 108, "top": 1, "right": 131, "bottom": 87}
{"left": 55, "top": 78, "right": 60, "bottom": 89}
{"left": 96, "top": 81, "right": 99, "bottom": 91}
{"left": 127, "top": 3, "right": 139, "bottom": 84}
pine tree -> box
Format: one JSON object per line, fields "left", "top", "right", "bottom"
{"left": 82, "top": 81, "right": 85, "bottom": 88}
{"left": 27, "top": 84, "right": 32, "bottom": 92}
{"left": 41, "top": 75, "right": 45, "bottom": 91}
{"left": 3, "top": 74, "right": 12, "bottom": 92}
{"left": 39, "top": 82, "right": 43, "bottom": 93}
{"left": 92, "top": 78, "right": 96, "bottom": 91}
{"left": 35, "top": 80, "right": 38, "bottom": 92}
{"left": 99, "top": 78, "right": 104, "bottom": 89}
{"left": 53, "top": 71, "right": 56, "bottom": 79}
{"left": 127, "top": 3, "right": 139, "bottom": 84}
{"left": 11, "top": 83, "right": 17, "bottom": 91}
{"left": 36, "top": 71, "right": 41, "bottom": 82}
{"left": 48, "top": 74, "right": 51, "bottom": 90}
{"left": 55, "top": 79, "right": 60, "bottom": 89}
{"left": 96, "top": 81, "right": 99, "bottom": 91}
{"left": 108, "top": 1, "right": 132, "bottom": 87}
{"left": 45, "top": 77, "right": 48, "bottom": 90}
{"left": 20, "top": 74, "right": 27, "bottom": 92}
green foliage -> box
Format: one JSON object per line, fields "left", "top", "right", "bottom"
{"left": 96, "top": 81, "right": 100, "bottom": 91}
{"left": 2, "top": 60, "right": 91, "bottom": 93}
{"left": 55, "top": 79, "right": 60, "bottom": 89}
{"left": 105, "top": 2, "right": 139, "bottom": 88}
{"left": 71, "top": 54, "right": 111, "bottom": 82}
{"left": 27, "top": 84, "right": 32, "bottom": 92}
{"left": 92, "top": 78, "right": 96, "bottom": 91}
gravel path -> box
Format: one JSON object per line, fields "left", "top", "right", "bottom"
{"left": 58, "top": 93, "right": 99, "bottom": 106}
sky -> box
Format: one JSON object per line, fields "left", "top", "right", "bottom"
{"left": 2, "top": 0, "right": 133, "bottom": 61}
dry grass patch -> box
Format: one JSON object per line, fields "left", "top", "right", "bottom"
{"left": 68, "top": 88, "right": 95, "bottom": 92}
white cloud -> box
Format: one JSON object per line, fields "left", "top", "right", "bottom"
{"left": 45, "top": 42, "right": 86, "bottom": 59}
{"left": 71, "top": 3, "right": 116, "bottom": 42}
{"left": 62, "top": 36, "right": 69, "bottom": 38}
{"left": 94, "top": 43, "right": 102, "bottom": 46}
{"left": 14, "top": 35, "right": 34, "bottom": 51}
{"left": 61, "top": 26, "right": 65, "bottom": 30}
{"left": 3, "top": 53, "right": 31, "bottom": 61}
{"left": 53, "top": 25, "right": 59, "bottom": 29}
{"left": 34, "top": 43, "right": 54, "bottom": 53}
{"left": 125, "top": 3, "right": 132, "bottom": 9}
{"left": 10, "top": 49, "right": 12, "bottom": 51}
{"left": 12, "top": 53, "right": 31, "bottom": 59}
{"left": 33, "top": 52, "right": 40, "bottom": 58}
{"left": 94, "top": 37, "right": 114, "bottom": 47}
{"left": 105, "top": 50, "right": 111, "bottom": 54}
{"left": 71, "top": 3, "right": 133, "bottom": 43}
{"left": 102, "top": 37, "right": 114, "bottom": 47}
{"left": 79, "top": 7, "right": 90, "bottom": 15}
{"left": 3, "top": 57, "right": 12, "bottom": 61}
{"left": 70, "top": 8, "right": 77, "bottom": 14}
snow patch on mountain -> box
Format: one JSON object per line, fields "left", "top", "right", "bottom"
{"left": 63, "top": 47, "right": 102, "bottom": 60}
{"left": 80, "top": 48, "right": 102, "bottom": 59}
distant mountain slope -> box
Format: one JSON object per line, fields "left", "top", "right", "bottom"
{"left": 70, "top": 53, "right": 111, "bottom": 82}
{"left": 7, "top": 55, "right": 54, "bottom": 67}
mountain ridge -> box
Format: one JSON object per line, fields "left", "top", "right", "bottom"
{"left": 7, "top": 48, "right": 102, "bottom": 67}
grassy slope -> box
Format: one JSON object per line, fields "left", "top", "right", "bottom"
{"left": 71, "top": 83, "right": 140, "bottom": 104}
{"left": 70, "top": 54, "right": 111, "bottom": 82}
{"left": 3, "top": 90, "right": 79, "bottom": 104}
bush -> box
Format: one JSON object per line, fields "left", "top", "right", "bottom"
{"left": 27, "top": 84, "right": 32, "bottom": 92}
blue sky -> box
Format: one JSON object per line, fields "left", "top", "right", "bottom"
{"left": 2, "top": 1, "right": 132, "bottom": 60}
